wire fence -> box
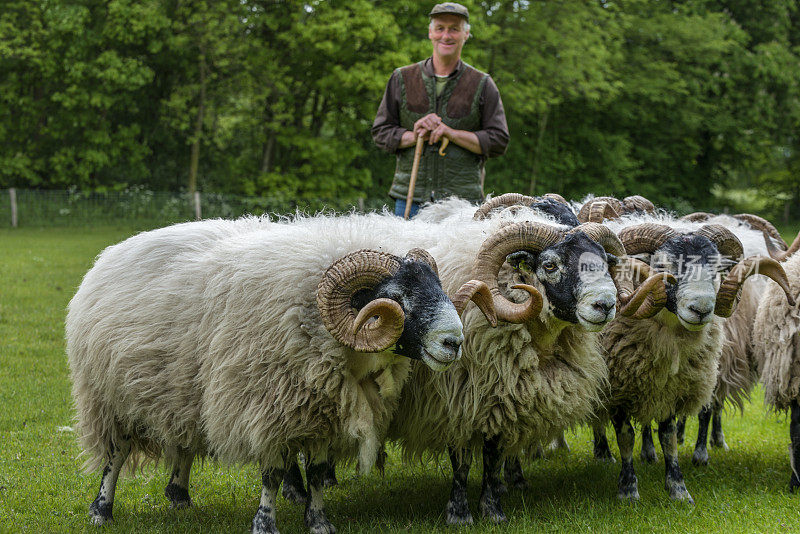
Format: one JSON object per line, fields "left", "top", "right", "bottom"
{"left": 0, "top": 188, "right": 393, "bottom": 228}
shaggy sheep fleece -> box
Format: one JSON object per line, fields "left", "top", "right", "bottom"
{"left": 755, "top": 252, "right": 800, "bottom": 411}
{"left": 600, "top": 312, "right": 723, "bottom": 423}
{"left": 66, "top": 216, "right": 435, "bottom": 474}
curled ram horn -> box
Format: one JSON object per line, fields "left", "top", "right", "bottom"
{"left": 618, "top": 223, "right": 678, "bottom": 256}
{"left": 450, "top": 280, "right": 498, "bottom": 326}
{"left": 470, "top": 221, "right": 563, "bottom": 323}
{"left": 473, "top": 193, "right": 537, "bottom": 220}
{"left": 680, "top": 212, "right": 714, "bottom": 222}
{"left": 622, "top": 195, "right": 656, "bottom": 214}
{"left": 695, "top": 224, "right": 744, "bottom": 261}
{"left": 404, "top": 247, "right": 439, "bottom": 277}
{"left": 764, "top": 229, "right": 800, "bottom": 262}
{"left": 541, "top": 193, "right": 569, "bottom": 205}
{"left": 577, "top": 197, "right": 623, "bottom": 223}
{"left": 616, "top": 223, "right": 681, "bottom": 317}
{"left": 714, "top": 256, "right": 795, "bottom": 317}
{"left": 732, "top": 213, "right": 787, "bottom": 250}
{"left": 619, "top": 272, "right": 677, "bottom": 319}
{"left": 316, "top": 250, "right": 405, "bottom": 352}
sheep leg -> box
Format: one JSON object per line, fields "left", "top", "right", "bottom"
{"left": 445, "top": 447, "right": 473, "bottom": 525}
{"left": 479, "top": 435, "right": 507, "bottom": 523}
{"left": 592, "top": 423, "right": 616, "bottom": 462}
{"left": 692, "top": 405, "right": 712, "bottom": 466}
{"left": 89, "top": 438, "right": 131, "bottom": 526}
{"left": 503, "top": 455, "right": 529, "bottom": 491}
{"left": 252, "top": 467, "right": 284, "bottom": 534}
{"left": 658, "top": 416, "right": 694, "bottom": 503}
{"left": 790, "top": 399, "right": 800, "bottom": 492}
{"left": 640, "top": 421, "right": 658, "bottom": 463}
{"left": 709, "top": 401, "right": 729, "bottom": 451}
{"left": 305, "top": 460, "right": 335, "bottom": 534}
{"left": 676, "top": 416, "right": 686, "bottom": 445}
{"left": 322, "top": 461, "right": 338, "bottom": 488}
{"left": 165, "top": 447, "right": 194, "bottom": 508}
{"left": 551, "top": 431, "right": 570, "bottom": 452}
{"left": 281, "top": 458, "right": 308, "bottom": 504}
{"left": 612, "top": 410, "right": 638, "bottom": 500}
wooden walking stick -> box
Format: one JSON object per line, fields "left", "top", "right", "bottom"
{"left": 404, "top": 135, "right": 426, "bottom": 219}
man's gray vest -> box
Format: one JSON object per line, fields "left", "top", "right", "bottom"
{"left": 389, "top": 60, "right": 488, "bottom": 203}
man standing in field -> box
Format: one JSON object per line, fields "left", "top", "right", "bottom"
{"left": 372, "top": 2, "right": 510, "bottom": 218}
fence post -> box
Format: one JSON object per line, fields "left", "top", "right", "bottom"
{"left": 194, "top": 191, "right": 202, "bottom": 220}
{"left": 10, "top": 188, "right": 17, "bottom": 228}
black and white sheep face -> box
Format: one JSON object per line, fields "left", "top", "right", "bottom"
{"left": 508, "top": 232, "right": 617, "bottom": 331}
{"left": 649, "top": 235, "right": 724, "bottom": 331}
{"left": 355, "top": 260, "right": 463, "bottom": 371}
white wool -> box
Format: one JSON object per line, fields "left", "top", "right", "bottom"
{"left": 66, "top": 214, "right": 460, "bottom": 474}
{"left": 754, "top": 252, "right": 800, "bottom": 411}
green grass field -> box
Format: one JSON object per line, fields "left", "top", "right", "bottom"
{"left": 1, "top": 225, "right": 799, "bottom": 533}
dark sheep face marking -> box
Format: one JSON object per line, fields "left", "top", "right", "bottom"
{"left": 509, "top": 232, "right": 617, "bottom": 330}
{"left": 353, "top": 259, "right": 463, "bottom": 370}
{"left": 649, "top": 234, "right": 725, "bottom": 330}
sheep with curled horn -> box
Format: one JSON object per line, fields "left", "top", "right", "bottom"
{"left": 752, "top": 244, "right": 800, "bottom": 491}
{"left": 589, "top": 221, "right": 794, "bottom": 504}
{"left": 646, "top": 213, "right": 795, "bottom": 467}
{"left": 388, "top": 217, "right": 634, "bottom": 525}
{"left": 66, "top": 215, "right": 497, "bottom": 534}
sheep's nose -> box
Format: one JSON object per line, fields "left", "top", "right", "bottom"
{"left": 688, "top": 303, "right": 712, "bottom": 318}
{"left": 593, "top": 299, "right": 615, "bottom": 315}
{"left": 442, "top": 335, "right": 463, "bottom": 358}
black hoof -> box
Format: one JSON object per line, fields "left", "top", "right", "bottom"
{"left": 692, "top": 449, "right": 709, "bottom": 466}
{"left": 251, "top": 505, "right": 280, "bottom": 534}
{"left": 89, "top": 497, "right": 113, "bottom": 526}
{"left": 479, "top": 499, "right": 507, "bottom": 523}
{"left": 445, "top": 499, "right": 473, "bottom": 525}
{"left": 305, "top": 508, "right": 336, "bottom": 534}
{"left": 165, "top": 483, "right": 192, "bottom": 509}
{"left": 790, "top": 473, "right": 800, "bottom": 493}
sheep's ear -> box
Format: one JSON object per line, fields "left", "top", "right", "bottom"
{"left": 507, "top": 251, "right": 537, "bottom": 273}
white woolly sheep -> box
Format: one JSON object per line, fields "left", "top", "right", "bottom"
{"left": 752, "top": 237, "right": 800, "bottom": 490}
{"left": 667, "top": 213, "right": 790, "bottom": 465}
{"left": 591, "top": 215, "right": 794, "bottom": 503}
{"left": 384, "top": 202, "right": 635, "bottom": 524}
{"left": 66, "top": 215, "right": 497, "bottom": 534}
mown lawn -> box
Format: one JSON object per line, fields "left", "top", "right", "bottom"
{"left": 1, "top": 225, "right": 799, "bottom": 533}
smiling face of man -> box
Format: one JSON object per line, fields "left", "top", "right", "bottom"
{"left": 429, "top": 14, "right": 469, "bottom": 62}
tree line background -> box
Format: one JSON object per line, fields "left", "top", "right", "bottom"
{"left": 2, "top": 0, "right": 799, "bottom": 220}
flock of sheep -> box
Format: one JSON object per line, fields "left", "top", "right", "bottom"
{"left": 65, "top": 193, "right": 800, "bottom": 534}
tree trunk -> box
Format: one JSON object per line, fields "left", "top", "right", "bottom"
{"left": 188, "top": 50, "right": 207, "bottom": 196}
{"left": 261, "top": 131, "right": 276, "bottom": 174}
{"left": 528, "top": 107, "right": 549, "bottom": 196}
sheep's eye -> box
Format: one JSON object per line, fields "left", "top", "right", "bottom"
{"left": 542, "top": 261, "right": 557, "bottom": 272}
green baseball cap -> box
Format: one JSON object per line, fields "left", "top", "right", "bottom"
{"left": 429, "top": 2, "right": 469, "bottom": 22}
